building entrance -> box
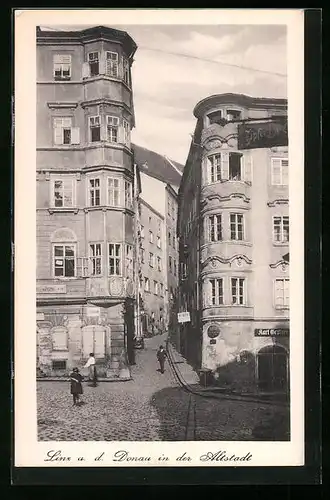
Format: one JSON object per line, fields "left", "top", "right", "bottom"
{"left": 257, "top": 344, "right": 288, "bottom": 392}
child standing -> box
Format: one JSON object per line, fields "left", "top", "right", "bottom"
{"left": 70, "top": 367, "right": 83, "bottom": 405}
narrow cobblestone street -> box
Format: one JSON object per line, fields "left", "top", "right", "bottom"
{"left": 37, "top": 333, "right": 289, "bottom": 441}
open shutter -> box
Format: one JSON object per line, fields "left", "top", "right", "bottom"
{"left": 71, "top": 127, "right": 80, "bottom": 145}
{"left": 53, "top": 118, "right": 62, "bottom": 145}
{"left": 99, "top": 52, "right": 106, "bottom": 75}
{"left": 242, "top": 152, "right": 253, "bottom": 183}
{"left": 119, "top": 56, "right": 124, "bottom": 80}
{"left": 221, "top": 152, "right": 229, "bottom": 180}
{"left": 100, "top": 117, "right": 107, "bottom": 142}
{"left": 82, "top": 62, "right": 90, "bottom": 79}
{"left": 118, "top": 125, "right": 125, "bottom": 144}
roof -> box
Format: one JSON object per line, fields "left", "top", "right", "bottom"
{"left": 132, "top": 143, "right": 183, "bottom": 187}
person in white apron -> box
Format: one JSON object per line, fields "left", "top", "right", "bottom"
{"left": 84, "top": 352, "right": 97, "bottom": 387}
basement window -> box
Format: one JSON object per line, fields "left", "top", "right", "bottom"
{"left": 52, "top": 360, "right": 67, "bottom": 370}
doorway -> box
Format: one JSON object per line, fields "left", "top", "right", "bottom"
{"left": 257, "top": 344, "right": 288, "bottom": 392}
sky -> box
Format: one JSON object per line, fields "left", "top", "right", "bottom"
{"left": 41, "top": 24, "right": 287, "bottom": 165}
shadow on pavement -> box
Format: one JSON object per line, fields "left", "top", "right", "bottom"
{"left": 150, "top": 385, "right": 290, "bottom": 441}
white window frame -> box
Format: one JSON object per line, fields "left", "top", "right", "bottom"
{"left": 230, "top": 213, "right": 245, "bottom": 241}
{"left": 106, "top": 115, "right": 119, "bottom": 143}
{"left": 154, "top": 281, "right": 158, "bottom": 295}
{"left": 272, "top": 215, "right": 289, "bottom": 243}
{"left": 105, "top": 51, "right": 119, "bottom": 78}
{"left": 207, "top": 153, "right": 222, "bottom": 183}
{"left": 140, "top": 225, "right": 145, "bottom": 239}
{"left": 53, "top": 54, "right": 72, "bottom": 80}
{"left": 149, "top": 230, "right": 154, "bottom": 244}
{"left": 149, "top": 252, "right": 154, "bottom": 268}
{"left": 230, "top": 277, "right": 246, "bottom": 305}
{"left": 144, "top": 277, "right": 150, "bottom": 292}
{"left": 209, "top": 278, "right": 224, "bottom": 306}
{"left": 157, "top": 235, "right": 161, "bottom": 249}
{"left": 89, "top": 243, "right": 103, "bottom": 276}
{"left": 225, "top": 108, "right": 242, "bottom": 121}
{"left": 157, "top": 256, "right": 162, "bottom": 272}
{"left": 53, "top": 117, "right": 73, "bottom": 145}
{"left": 51, "top": 177, "right": 76, "bottom": 208}
{"left": 274, "top": 278, "right": 290, "bottom": 308}
{"left": 206, "top": 109, "right": 224, "bottom": 127}
{"left": 107, "top": 177, "right": 121, "bottom": 207}
{"left": 88, "top": 177, "right": 101, "bottom": 207}
{"left": 52, "top": 243, "right": 77, "bottom": 278}
{"left": 126, "top": 244, "right": 133, "bottom": 277}
{"left": 125, "top": 180, "right": 133, "bottom": 209}
{"left": 123, "top": 57, "right": 130, "bottom": 86}
{"left": 88, "top": 51, "right": 100, "bottom": 77}
{"left": 208, "top": 214, "right": 222, "bottom": 242}
{"left": 89, "top": 115, "right": 101, "bottom": 143}
{"left": 123, "top": 119, "right": 130, "bottom": 146}
{"left": 271, "top": 157, "right": 289, "bottom": 186}
{"left": 108, "top": 243, "right": 122, "bottom": 276}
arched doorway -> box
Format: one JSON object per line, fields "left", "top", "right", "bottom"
{"left": 257, "top": 344, "right": 288, "bottom": 392}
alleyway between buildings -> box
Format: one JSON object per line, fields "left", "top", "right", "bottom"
{"left": 37, "top": 333, "right": 289, "bottom": 441}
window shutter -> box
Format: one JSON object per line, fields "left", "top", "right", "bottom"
{"left": 119, "top": 56, "right": 124, "bottom": 79}
{"left": 82, "top": 62, "right": 90, "bottom": 79}
{"left": 54, "top": 123, "right": 62, "bottom": 145}
{"left": 242, "top": 152, "right": 253, "bottom": 183}
{"left": 100, "top": 121, "right": 107, "bottom": 141}
{"left": 221, "top": 152, "right": 229, "bottom": 180}
{"left": 99, "top": 52, "right": 106, "bottom": 75}
{"left": 71, "top": 127, "right": 80, "bottom": 144}
{"left": 118, "top": 125, "right": 125, "bottom": 144}
{"left": 52, "top": 326, "right": 68, "bottom": 351}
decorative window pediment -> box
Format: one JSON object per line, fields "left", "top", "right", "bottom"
{"left": 269, "top": 259, "right": 289, "bottom": 271}
{"left": 51, "top": 227, "right": 77, "bottom": 242}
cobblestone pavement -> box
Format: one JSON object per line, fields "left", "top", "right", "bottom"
{"left": 37, "top": 333, "right": 289, "bottom": 441}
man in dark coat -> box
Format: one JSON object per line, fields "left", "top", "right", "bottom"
{"left": 69, "top": 367, "right": 83, "bottom": 405}
{"left": 156, "top": 345, "right": 167, "bottom": 374}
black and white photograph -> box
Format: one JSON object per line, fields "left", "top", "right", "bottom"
{"left": 14, "top": 8, "right": 305, "bottom": 468}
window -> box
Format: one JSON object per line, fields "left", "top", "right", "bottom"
{"left": 169, "top": 256, "right": 172, "bottom": 273}
{"left": 126, "top": 244, "right": 133, "bottom": 277}
{"left": 88, "top": 52, "right": 99, "bottom": 76}
{"left": 174, "top": 260, "right": 177, "bottom": 277}
{"left": 106, "top": 116, "right": 119, "bottom": 143}
{"left": 271, "top": 158, "right": 289, "bottom": 185}
{"left": 89, "top": 243, "right": 102, "bottom": 276}
{"left": 140, "top": 225, "right": 145, "bottom": 239}
{"left": 154, "top": 281, "right": 158, "bottom": 295}
{"left": 226, "top": 109, "right": 241, "bottom": 121}
{"left": 209, "top": 214, "right": 222, "bottom": 242}
{"left": 52, "top": 178, "right": 74, "bottom": 208}
{"left": 53, "top": 54, "right": 71, "bottom": 81}
{"left": 144, "top": 277, "right": 150, "bottom": 292}
{"left": 141, "top": 248, "right": 145, "bottom": 263}
{"left": 172, "top": 235, "right": 176, "bottom": 247}
{"left": 231, "top": 278, "right": 245, "bottom": 305}
{"left": 53, "top": 245, "right": 75, "bottom": 277}
{"left": 89, "top": 178, "right": 101, "bottom": 206}
{"left": 157, "top": 256, "right": 162, "bottom": 272}
{"left": 207, "top": 110, "right": 223, "bottom": 125}
{"left": 123, "top": 119, "right": 130, "bottom": 146}
{"left": 149, "top": 252, "right": 154, "bottom": 268}
{"left": 157, "top": 236, "right": 161, "bottom": 248}
{"left": 230, "top": 213, "right": 244, "bottom": 240}
{"left": 125, "top": 180, "right": 133, "bottom": 208}
{"left": 108, "top": 243, "right": 121, "bottom": 275}
{"left": 273, "top": 216, "right": 289, "bottom": 243}
{"left": 208, "top": 153, "right": 222, "bottom": 182}
{"left": 89, "top": 116, "right": 101, "bottom": 142}
{"left": 105, "top": 51, "right": 118, "bottom": 77}
{"left": 52, "top": 360, "right": 67, "bottom": 370}
{"left": 210, "top": 278, "right": 224, "bottom": 305}
{"left": 149, "top": 230, "right": 154, "bottom": 244}
{"left": 168, "top": 199, "right": 171, "bottom": 216}
{"left": 107, "top": 177, "right": 120, "bottom": 206}
{"left": 168, "top": 231, "right": 171, "bottom": 246}
{"left": 274, "top": 278, "right": 289, "bottom": 308}
{"left": 229, "top": 153, "right": 243, "bottom": 180}
{"left": 53, "top": 117, "right": 73, "bottom": 145}
{"left": 123, "top": 58, "right": 130, "bottom": 86}
{"left": 159, "top": 283, "right": 164, "bottom": 296}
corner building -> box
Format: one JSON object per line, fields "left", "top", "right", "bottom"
{"left": 36, "top": 26, "right": 138, "bottom": 378}
{"left": 177, "top": 93, "right": 290, "bottom": 394}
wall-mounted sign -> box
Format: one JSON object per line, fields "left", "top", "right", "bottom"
{"left": 254, "top": 328, "right": 289, "bottom": 337}
{"left": 238, "top": 118, "right": 288, "bottom": 150}
{"left": 37, "top": 284, "right": 66, "bottom": 294}
{"left": 178, "top": 312, "right": 191, "bottom": 323}
{"left": 86, "top": 306, "right": 101, "bottom": 317}
{"left": 207, "top": 324, "right": 220, "bottom": 338}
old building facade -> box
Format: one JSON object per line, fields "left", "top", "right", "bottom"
{"left": 177, "top": 93, "right": 289, "bottom": 394}
{"left": 36, "top": 26, "right": 138, "bottom": 378}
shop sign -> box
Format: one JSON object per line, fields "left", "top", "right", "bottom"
{"left": 86, "top": 306, "right": 101, "bottom": 317}
{"left": 37, "top": 284, "right": 66, "bottom": 294}
{"left": 254, "top": 328, "right": 289, "bottom": 337}
{"left": 178, "top": 312, "right": 190, "bottom": 323}
{"left": 238, "top": 118, "right": 288, "bottom": 150}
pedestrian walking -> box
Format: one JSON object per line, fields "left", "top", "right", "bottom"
{"left": 69, "top": 367, "right": 83, "bottom": 406}
{"left": 84, "top": 352, "right": 98, "bottom": 387}
{"left": 156, "top": 345, "right": 167, "bottom": 374}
